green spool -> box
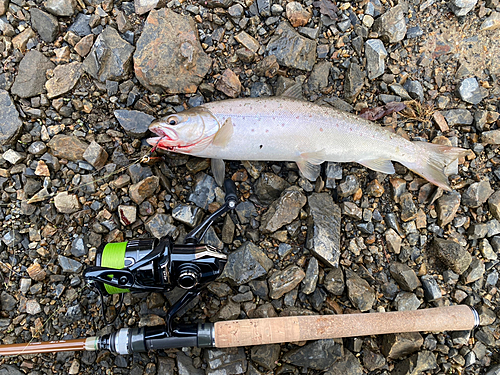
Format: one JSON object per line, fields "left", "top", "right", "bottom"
{"left": 101, "top": 242, "right": 130, "bottom": 294}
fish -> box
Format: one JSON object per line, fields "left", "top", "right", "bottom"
{"left": 147, "top": 89, "right": 468, "bottom": 191}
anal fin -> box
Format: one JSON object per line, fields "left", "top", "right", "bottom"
{"left": 359, "top": 158, "right": 395, "bottom": 174}
{"left": 296, "top": 150, "right": 325, "bottom": 181}
{"left": 211, "top": 158, "right": 226, "bottom": 186}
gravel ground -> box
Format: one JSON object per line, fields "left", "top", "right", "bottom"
{"left": 0, "top": 0, "right": 499, "bottom": 373}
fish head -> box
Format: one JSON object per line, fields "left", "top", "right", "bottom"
{"left": 147, "top": 107, "right": 220, "bottom": 153}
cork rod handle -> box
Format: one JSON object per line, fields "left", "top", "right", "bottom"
{"left": 214, "top": 305, "right": 478, "bottom": 348}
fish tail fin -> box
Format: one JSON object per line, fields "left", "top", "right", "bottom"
{"left": 400, "top": 141, "right": 469, "bottom": 191}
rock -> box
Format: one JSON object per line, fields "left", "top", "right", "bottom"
{"left": 480, "top": 11, "right": 500, "bottom": 30}
{"left": 44, "top": 0, "right": 76, "bottom": 16}
{"left": 188, "top": 173, "right": 218, "bottom": 210}
{"left": 234, "top": 31, "right": 260, "bottom": 53}
{"left": 479, "top": 239, "right": 497, "bottom": 260}
{"left": 403, "top": 80, "right": 424, "bottom": 102}
{"left": 30, "top": 8, "right": 59, "bottom": 42}
{"left": 216, "top": 69, "right": 241, "bottom": 98}
{"left": 441, "top": 109, "right": 473, "bottom": 126}
{"left": 449, "top": 0, "right": 478, "bottom": 16}
{"left": 12, "top": 28, "right": 36, "bottom": 52}
{"left": 251, "top": 344, "right": 281, "bottom": 370}
{"left": 205, "top": 348, "right": 247, "bottom": 375}
{"left": 462, "top": 258, "right": 485, "bottom": 284}
{"left": 129, "top": 176, "right": 159, "bottom": 205}
{"left": 0, "top": 292, "right": 16, "bottom": 311}
{"left": 114, "top": 110, "right": 155, "bottom": 138}
{"left": 382, "top": 332, "right": 423, "bottom": 359}
{"left": 394, "top": 292, "right": 421, "bottom": 311}
{"left": 83, "top": 27, "right": 134, "bottom": 82}
{"left": 0, "top": 90, "right": 22, "bottom": 145}
{"left": 457, "top": 77, "right": 483, "bottom": 104}
{"left": 283, "top": 339, "right": 343, "bottom": 370}
{"left": 58, "top": 255, "right": 83, "bottom": 273}
{"left": 11, "top": 50, "right": 55, "bottom": 98}
{"left": 345, "top": 269, "right": 376, "bottom": 312}
{"left": 177, "top": 352, "right": 204, "bottom": 375}
{"left": 436, "top": 191, "right": 461, "bottom": 226}
{"left": 432, "top": 238, "right": 471, "bottom": 275}
{"left": 268, "top": 265, "right": 306, "bottom": 299}
{"left": 363, "top": 349, "right": 386, "bottom": 372}
{"left": 71, "top": 236, "right": 86, "bottom": 257}
{"left": 392, "top": 350, "right": 437, "bottom": 375}
{"left": 254, "top": 55, "right": 280, "bottom": 78}
{"left": 27, "top": 263, "right": 46, "bottom": 281}
{"left": 385, "top": 228, "right": 402, "bottom": 254}
{"left": 389, "top": 84, "right": 412, "bottom": 100}
{"left": 221, "top": 242, "right": 273, "bottom": 285}
{"left": 266, "top": 22, "right": 317, "bottom": 71}
{"left": 235, "top": 201, "right": 257, "bottom": 224}
{"left": 324, "top": 349, "right": 363, "bottom": 375}
{"left": 54, "top": 192, "right": 81, "bottom": 213}
{"left": 373, "top": 4, "right": 406, "bottom": 43}
{"left": 344, "top": 63, "right": 365, "bottom": 103}
{"left": 476, "top": 305, "right": 496, "bottom": 326}
{"left": 215, "top": 300, "right": 240, "bottom": 321}
{"left": 306, "top": 61, "right": 332, "bottom": 93}
{"left": 28, "top": 141, "right": 48, "bottom": 155}
{"left": 0, "top": 0, "right": 8, "bottom": 16}
{"left": 365, "top": 39, "right": 387, "bottom": 80}
{"left": 74, "top": 34, "right": 94, "bottom": 57}
{"left": 254, "top": 173, "right": 290, "bottom": 205}
{"left": 172, "top": 204, "right": 203, "bottom": 227}
{"left": 286, "top": 2, "right": 311, "bottom": 27}
{"left": 399, "top": 192, "right": 417, "bottom": 222}
{"left": 461, "top": 180, "right": 494, "bottom": 208}
{"left": 145, "top": 214, "right": 177, "bottom": 238}
{"left": 118, "top": 205, "right": 137, "bottom": 226}
{"left": 420, "top": 275, "right": 442, "bottom": 301}
{"left": 2, "top": 149, "right": 23, "bottom": 164}
{"left": 134, "top": 9, "right": 211, "bottom": 93}
{"left": 301, "top": 257, "right": 319, "bottom": 295}
{"left": 306, "top": 193, "right": 341, "bottom": 267}
{"left": 48, "top": 135, "right": 88, "bottom": 161}
{"left": 135, "top": 0, "right": 163, "bottom": 15}
{"left": 83, "top": 141, "right": 108, "bottom": 169}
{"left": 390, "top": 263, "right": 420, "bottom": 291}
{"left": 324, "top": 267, "right": 345, "bottom": 295}
{"left": 261, "top": 186, "right": 307, "bottom": 233}
{"left": 26, "top": 299, "right": 42, "bottom": 315}
{"left": 342, "top": 201, "right": 362, "bottom": 220}
{"left": 45, "top": 62, "right": 83, "bottom": 99}
{"left": 68, "top": 13, "right": 91, "bottom": 36}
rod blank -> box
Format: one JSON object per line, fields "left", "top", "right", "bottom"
{"left": 0, "top": 337, "right": 96, "bottom": 356}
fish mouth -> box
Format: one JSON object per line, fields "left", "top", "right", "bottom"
{"left": 149, "top": 122, "right": 178, "bottom": 141}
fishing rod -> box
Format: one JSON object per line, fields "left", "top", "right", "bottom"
{"left": 0, "top": 179, "right": 480, "bottom": 356}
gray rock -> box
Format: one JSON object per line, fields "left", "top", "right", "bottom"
{"left": 344, "top": 63, "right": 365, "bottom": 103}
{"left": 306, "top": 193, "right": 341, "bottom": 267}
{"left": 345, "top": 269, "right": 376, "bottom": 311}
{"left": 476, "top": 305, "right": 496, "bottom": 326}
{"left": 114, "top": 110, "right": 155, "bottom": 138}
{"left": 480, "top": 11, "right": 500, "bottom": 30}
{"left": 365, "top": 39, "right": 387, "bottom": 80}
{"left": 254, "top": 173, "right": 290, "bottom": 205}
{"left": 338, "top": 175, "right": 360, "bottom": 197}
{"left": 406, "top": 26, "right": 423, "bottom": 39}
{"left": 268, "top": 265, "right": 306, "bottom": 299}
{"left": 11, "top": 50, "right": 55, "bottom": 98}
{"left": 221, "top": 242, "right": 273, "bottom": 285}
{"left": 134, "top": 9, "right": 211, "bottom": 94}
{"left": 28, "top": 141, "right": 47, "bottom": 155}
{"left": 215, "top": 300, "right": 240, "bottom": 321}
{"left": 261, "top": 186, "right": 306, "bottom": 233}
{"left": 0, "top": 90, "right": 22, "bottom": 145}
{"left": 362, "top": 349, "right": 386, "bottom": 371}
{"left": 389, "top": 83, "right": 412, "bottom": 100}
{"left": 58, "top": 255, "right": 83, "bottom": 273}
{"left": 441, "top": 109, "right": 473, "bottom": 126}
{"left": 389, "top": 263, "right": 420, "bottom": 291}
{"left": 457, "top": 77, "right": 483, "bottom": 104}
{"left": 479, "top": 239, "right": 497, "bottom": 260}
{"left": 420, "top": 275, "right": 442, "bottom": 301}
{"left": 306, "top": 61, "right": 332, "bottom": 92}
{"left": 324, "top": 349, "right": 363, "bottom": 375}
{"left": 30, "top": 8, "right": 59, "bottom": 42}
{"left": 436, "top": 191, "right": 461, "bottom": 226}
{"left": 403, "top": 80, "right": 424, "bottom": 102}
{"left": 301, "top": 257, "right": 319, "bottom": 295}
{"left": 128, "top": 164, "right": 153, "bottom": 184}
{"left": 129, "top": 176, "right": 159, "bottom": 205}
{"left": 54, "top": 192, "right": 80, "bottom": 213}
{"left": 373, "top": 4, "right": 406, "bottom": 43}
{"left": 172, "top": 204, "right": 203, "bottom": 228}
{"left": 83, "top": 26, "right": 135, "bottom": 82}
{"left": 44, "top": 0, "right": 76, "bottom": 16}
{"left": 399, "top": 192, "right": 417, "bottom": 222}
{"left": 394, "top": 291, "right": 421, "bottom": 311}
{"left": 145, "top": 213, "right": 177, "bottom": 238}
{"left": 68, "top": 13, "right": 91, "bottom": 36}
{"left": 2, "top": 149, "right": 23, "bottom": 165}
{"left": 71, "top": 236, "right": 87, "bottom": 257}
{"left": 324, "top": 267, "right": 345, "bottom": 295}
{"left": 83, "top": 141, "right": 108, "bottom": 169}
{"left": 488, "top": 191, "right": 500, "bottom": 221}
{"left": 188, "top": 173, "right": 217, "bottom": 210}
{"left": 0, "top": 292, "right": 17, "bottom": 311}
{"left": 325, "top": 162, "right": 342, "bottom": 188}
{"left": 177, "top": 352, "right": 204, "bottom": 375}
{"left": 482, "top": 129, "right": 500, "bottom": 144}
{"left": 235, "top": 201, "right": 257, "bottom": 224}
{"left": 432, "top": 238, "right": 472, "bottom": 275}
{"left": 462, "top": 258, "right": 485, "bottom": 284}
{"left": 449, "top": 0, "right": 478, "bottom": 16}
{"left": 385, "top": 228, "right": 402, "bottom": 254}
{"left": 283, "top": 339, "right": 343, "bottom": 370}
{"left": 266, "top": 22, "right": 317, "bottom": 71}
{"left": 461, "top": 180, "right": 494, "bottom": 208}
{"left": 205, "top": 347, "right": 247, "bottom": 375}
{"left": 250, "top": 344, "right": 281, "bottom": 370}
{"left": 382, "top": 332, "right": 423, "bottom": 359}
{"left": 0, "top": 366, "right": 23, "bottom": 375}
{"left": 392, "top": 350, "right": 437, "bottom": 375}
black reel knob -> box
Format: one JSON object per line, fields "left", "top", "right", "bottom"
{"left": 177, "top": 264, "right": 201, "bottom": 290}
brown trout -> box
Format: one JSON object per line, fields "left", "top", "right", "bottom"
{"left": 147, "top": 95, "right": 467, "bottom": 191}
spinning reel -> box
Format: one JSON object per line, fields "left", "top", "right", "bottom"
{"left": 83, "top": 179, "right": 237, "bottom": 330}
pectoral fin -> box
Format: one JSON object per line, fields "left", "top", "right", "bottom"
{"left": 212, "top": 118, "right": 233, "bottom": 148}
{"left": 211, "top": 158, "right": 226, "bottom": 186}
{"left": 296, "top": 150, "right": 326, "bottom": 181}
{"left": 359, "top": 158, "right": 395, "bottom": 174}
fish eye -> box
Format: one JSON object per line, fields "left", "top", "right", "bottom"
{"left": 168, "top": 116, "right": 178, "bottom": 126}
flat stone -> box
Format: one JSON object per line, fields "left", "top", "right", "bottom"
{"left": 205, "top": 347, "right": 247, "bottom": 375}
{"left": 114, "top": 110, "right": 154, "bottom": 138}
{"left": 268, "top": 265, "right": 306, "bottom": 299}
{"left": 118, "top": 205, "right": 137, "bottom": 226}
{"left": 83, "top": 141, "right": 108, "bottom": 169}
{"left": 2, "top": 149, "right": 23, "bottom": 164}
{"left": 436, "top": 191, "right": 461, "bottom": 226}
{"left": 74, "top": 34, "right": 94, "bottom": 57}
{"left": 220, "top": 242, "right": 273, "bottom": 285}
{"left": 392, "top": 351, "right": 437, "bottom": 375}
{"left": 58, "top": 255, "right": 83, "bottom": 273}
{"left": 188, "top": 173, "right": 218, "bottom": 210}
{"left": 177, "top": 352, "right": 204, "bottom": 375}
{"left": 488, "top": 190, "right": 500, "bottom": 221}
{"left": 283, "top": 339, "right": 342, "bottom": 370}
{"left": 214, "top": 300, "right": 240, "bottom": 321}
{"left": 373, "top": 4, "right": 406, "bottom": 43}
{"left": 324, "top": 267, "right": 345, "bottom": 295}
{"left": 83, "top": 26, "right": 135, "bottom": 82}
{"left": 306, "top": 193, "right": 341, "bottom": 267}
{"left": 399, "top": 192, "right": 417, "bottom": 222}
{"left": 449, "top": 0, "right": 478, "bottom": 16}
{"left": 134, "top": 9, "right": 211, "bottom": 93}
{"left": 382, "top": 332, "right": 423, "bottom": 359}
{"left": 12, "top": 28, "right": 36, "bottom": 52}
{"left": 172, "top": 204, "right": 203, "bottom": 227}
{"left": 0, "top": 90, "right": 22, "bottom": 145}
{"left": 26, "top": 299, "right": 42, "bottom": 315}
{"left": 480, "top": 11, "right": 500, "bottom": 30}
{"left": 135, "top": 0, "right": 163, "bottom": 15}
{"left": 285, "top": 2, "right": 311, "bottom": 27}
{"left": 261, "top": 186, "right": 307, "bottom": 233}
{"left": 365, "top": 39, "right": 387, "bottom": 80}
{"left": 254, "top": 173, "right": 290, "bottom": 205}
{"left": 324, "top": 348, "right": 363, "bottom": 375}
{"left": 250, "top": 344, "right": 281, "bottom": 370}
{"left": 129, "top": 176, "right": 159, "bottom": 204}
{"left": 301, "top": 257, "right": 319, "bottom": 295}
{"left": 394, "top": 292, "right": 421, "bottom": 311}
{"left": 48, "top": 134, "right": 88, "bottom": 161}
{"left": 389, "top": 262, "right": 420, "bottom": 291}
{"left": 462, "top": 258, "right": 485, "bottom": 284}
{"left": 266, "top": 21, "right": 317, "bottom": 71}
{"left": 216, "top": 69, "right": 241, "bottom": 98}
{"left": 457, "top": 77, "right": 483, "bottom": 104}
{"left": 0, "top": 292, "right": 16, "bottom": 311}
{"left": 432, "top": 238, "right": 472, "bottom": 275}
{"left": 234, "top": 31, "right": 260, "bottom": 53}
{"left": 344, "top": 62, "right": 365, "bottom": 103}
{"left": 68, "top": 13, "right": 91, "bottom": 36}
{"left": 54, "top": 192, "right": 80, "bottom": 213}
{"left": 403, "top": 80, "right": 424, "bottom": 102}
{"left": 420, "top": 275, "right": 442, "bottom": 301}
{"left": 44, "top": 0, "right": 76, "bottom": 16}
{"left": 145, "top": 214, "right": 177, "bottom": 238}
{"left": 385, "top": 228, "right": 402, "bottom": 253}
{"left": 71, "top": 236, "right": 87, "bottom": 257}
{"left": 27, "top": 263, "right": 46, "bottom": 281}
{"left": 462, "top": 180, "right": 494, "bottom": 208}
{"left": 363, "top": 350, "right": 386, "bottom": 371}
{"left": 306, "top": 61, "right": 332, "bottom": 93}
{"left": 45, "top": 62, "right": 83, "bottom": 99}
{"left": 11, "top": 50, "right": 55, "bottom": 98}
{"left": 30, "top": 8, "right": 59, "bottom": 43}
{"left": 441, "top": 109, "right": 473, "bottom": 126}
{"left": 345, "top": 269, "right": 376, "bottom": 312}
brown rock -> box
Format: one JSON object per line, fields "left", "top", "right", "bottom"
{"left": 12, "top": 28, "right": 36, "bottom": 52}
{"left": 234, "top": 31, "right": 260, "bottom": 53}
{"left": 35, "top": 160, "right": 51, "bottom": 177}
{"left": 54, "top": 192, "right": 81, "bottom": 214}
{"left": 0, "top": 0, "right": 8, "bottom": 16}
{"left": 51, "top": 46, "right": 71, "bottom": 64}
{"left": 74, "top": 34, "right": 94, "bottom": 57}
{"left": 216, "top": 69, "right": 241, "bottom": 98}
{"left": 255, "top": 55, "right": 280, "bottom": 78}
{"left": 129, "top": 176, "right": 159, "bottom": 204}
{"left": 286, "top": 2, "right": 311, "bottom": 27}
{"left": 47, "top": 134, "right": 88, "bottom": 161}
{"left": 45, "top": 62, "right": 83, "bottom": 99}
{"left": 83, "top": 141, "right": 108, "bottom": 169}
{"left": 27, "top": 263, "right": 47, "bottom": 281}
{"left": 268, "top": 265, "right": 306, "bottom": 299}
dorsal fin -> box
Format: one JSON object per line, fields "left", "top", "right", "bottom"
{"left": 281, "top": 83, "right": 303, "bottom": 99}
